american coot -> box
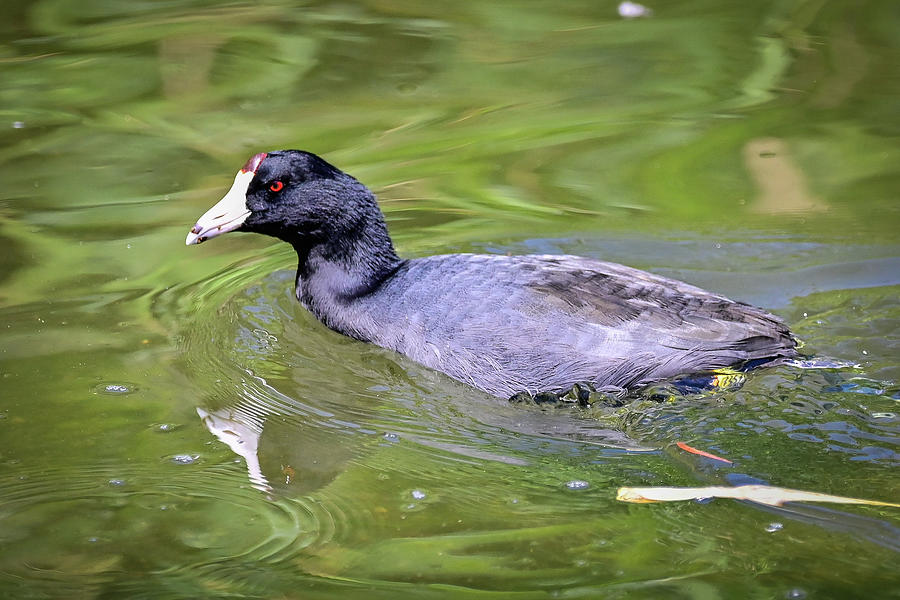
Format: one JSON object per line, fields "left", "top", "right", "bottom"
{"left": 186, "top": 150, "right": 798, "bottom": 398}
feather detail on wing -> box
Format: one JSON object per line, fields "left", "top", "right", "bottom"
{"left": 523, "top": 255, "right": 797, "bottom": 371}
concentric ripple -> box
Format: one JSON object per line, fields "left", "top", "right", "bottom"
{"left": 163, "top": 257, "right": 652, "bottom": 479}
{"left": 0, "top": 460, "right": 336, "bottom": 595}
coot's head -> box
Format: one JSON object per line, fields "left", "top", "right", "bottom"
{"left": 186, "top": 150, "right": 379, "bottom": 248}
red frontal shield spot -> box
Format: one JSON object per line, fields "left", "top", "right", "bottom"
{"left": 241, "top": 152, "right": 267, "bottom": 174}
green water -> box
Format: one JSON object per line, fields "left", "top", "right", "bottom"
{"left": 1, "top": 0, "right": 898, "bottom": 598}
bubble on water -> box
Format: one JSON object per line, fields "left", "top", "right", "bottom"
{"left": 94, "top": 383, "right": 137, "bottom": 395}
{"left": 400, "top": 488, "right": 434, "bottom": 512}
{"left": 12, "top": 121, "right": 25, "bottom": 129}
{"left": 766, "top": 522, "right": 784, "bottom": 533}
{"left": 155, "top": 423, "right": 178, "bottom": 432}
{"left": 785, "top": 588, "right": 807, "bottom": 599}
{"left": 565, "top": 480, "right": 590, "bottom": 490}
{"left": 108, "top": 478, "right": 126, "bottom": 487}
{"left": 170, "top": 454, "right": 200, "bottom": 465}
{"left": 383, "top": 432, "right": 400, "bottom": 442}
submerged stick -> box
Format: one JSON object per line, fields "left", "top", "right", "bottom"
{"left": 675, "top": 441, "right": 733, "bottom": 464}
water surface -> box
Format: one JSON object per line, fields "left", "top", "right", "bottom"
{"left": 1, "top": 1, "right": 898, "bottom": 598}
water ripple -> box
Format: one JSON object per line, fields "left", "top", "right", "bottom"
{"left": 0, "top": 461, "right": 332, "bottom": 590}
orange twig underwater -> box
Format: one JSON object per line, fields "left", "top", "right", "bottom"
{"left": 676, "top": 441, "right": 733, "bottom": 464}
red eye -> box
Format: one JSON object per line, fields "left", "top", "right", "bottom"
{"left": 269, "top": 181, "right": 283, "bottom": 192}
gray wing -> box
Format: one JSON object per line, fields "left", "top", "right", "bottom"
{"left": 521, "top": 255, "right": 797, "bottom": 374}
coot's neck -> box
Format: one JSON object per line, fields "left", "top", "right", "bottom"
{"left": 292, "top": 212, "right": 404, "bottom": 333}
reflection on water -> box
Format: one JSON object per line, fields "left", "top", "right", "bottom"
{"left": 197, "top": 406, "right": 270, "bottom": 493}
{"left": 0, "top": 0, "right": 898, "bottom": 597}
{"left": 743, "top": 138, "right": 825, "bottom": 214}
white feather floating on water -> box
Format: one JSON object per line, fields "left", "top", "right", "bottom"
{"left": 618, "top": 2, "right": 653, "bottom": 19}
{"left": 616, "top": 484, "right": 900, "bottom": 507}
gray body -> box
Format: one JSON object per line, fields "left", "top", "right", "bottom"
{"left": 297, "top": 253, "right": 796, "bottom": 398}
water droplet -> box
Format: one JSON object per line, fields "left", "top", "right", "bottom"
{"left": 411, "top": 489, "right": 426, "bottom": 500}
{"left": 766, "top": 522, "right": 783, "bottom": 533}
{"left": 565, "top": 480, "right": 590, "bottom": 490}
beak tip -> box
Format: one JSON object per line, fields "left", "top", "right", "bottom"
{"left": 185, "top": 169, "right": 253, "bottom": 248}
{"left": 186, "top": 223, "right": 205, "bottom": 245}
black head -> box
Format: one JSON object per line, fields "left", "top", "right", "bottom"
{"left": 186, "top": 150, "right": 382, "bottom": 250}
